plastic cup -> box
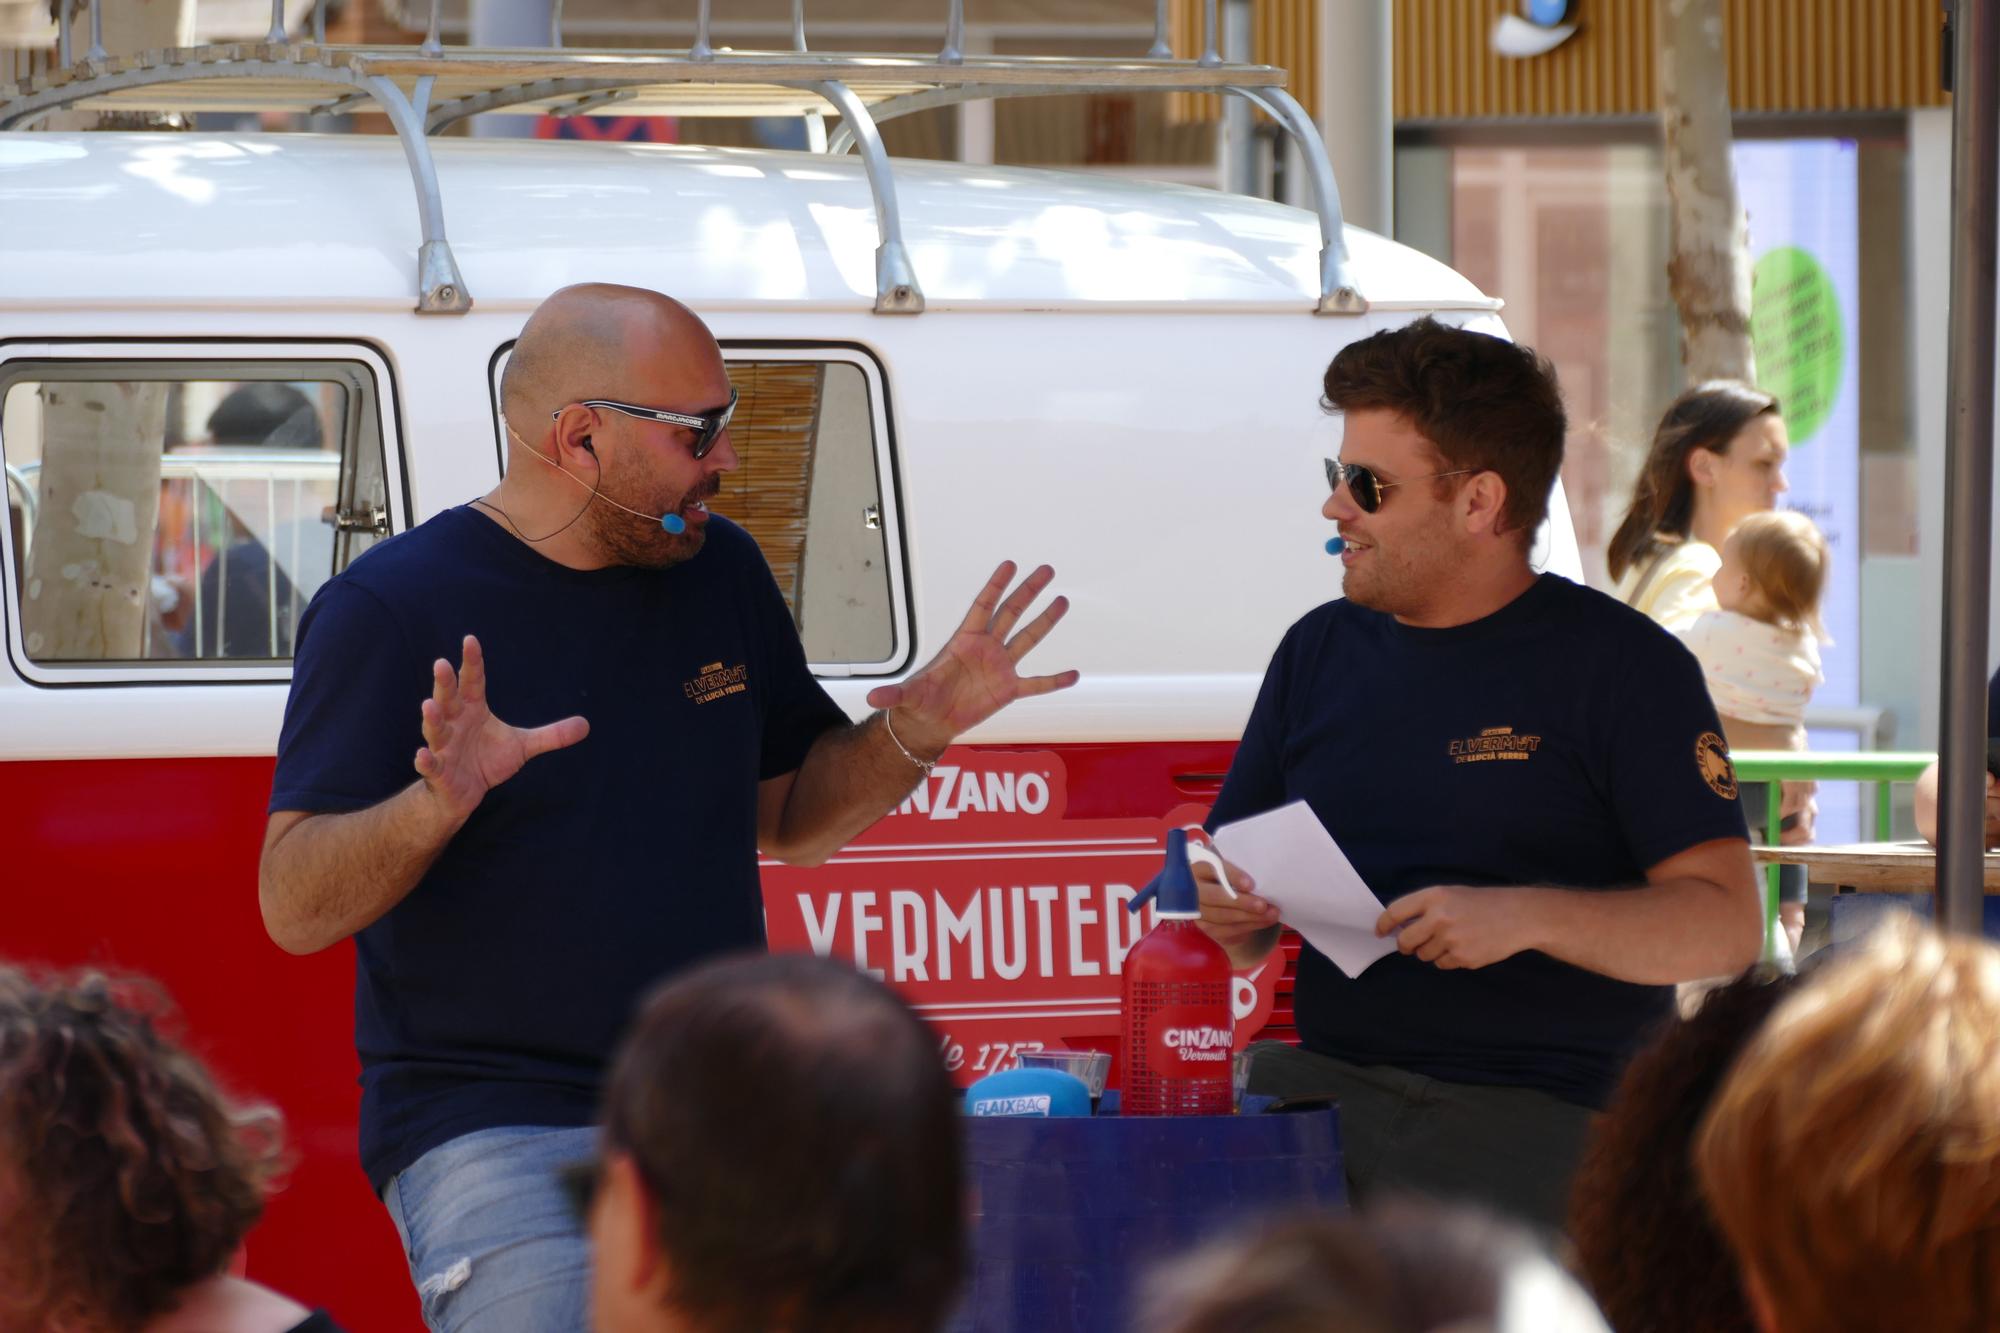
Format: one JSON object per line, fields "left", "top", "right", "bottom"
{"left": 1015, "top": 1049, "right": 1111, "bottom": 1101}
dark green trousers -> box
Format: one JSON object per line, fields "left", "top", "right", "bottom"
{"left": 1245, "top": 1040, "right": 1597, "bottom": 1235}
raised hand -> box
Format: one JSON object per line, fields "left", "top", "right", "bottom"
{"left": 865, "top": 561, "right": 1079, "bottom": 752}
{"left": 413, "top": 635, "right": 590, "bottom": 823}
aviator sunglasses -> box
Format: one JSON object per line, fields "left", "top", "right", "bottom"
{"left": 561, "top": 387, "right": 739, "bottom": 460}
{"left": 1325, "top": 457, "right": 1477, "bottom": 514}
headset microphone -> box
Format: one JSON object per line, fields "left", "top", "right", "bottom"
{"left": 504, "top": 421, "right": 695, "bottom": 535}
{"left": 1324, "top": 536, "right": 1346, "bottom": 555}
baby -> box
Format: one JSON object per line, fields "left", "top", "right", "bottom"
{"left": 1679, "top": 511, "right": 1828, "bottom": 957}
{"left": 1680, "top": 510, "right": 1829, "bottom": 753}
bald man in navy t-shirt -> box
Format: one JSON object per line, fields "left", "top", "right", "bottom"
{"left": 261, "top": 285, "right": 1078, "bottom": 1330}
{"left": 1197, "top": 321, "right": 1761, "bottom": 1231}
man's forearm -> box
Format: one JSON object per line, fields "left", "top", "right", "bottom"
{"left": 1516, "top": 878, "right": 1762, "bottom": 984}
{"left": 259, "top": 782, "right": 463, "bottom": 954}
{"left": 763, "top": 711, "right": 938, "bottom": 866}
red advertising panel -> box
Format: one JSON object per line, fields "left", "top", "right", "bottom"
{"left": 763, "top": 747, "right": 1280, "bottom": 1083}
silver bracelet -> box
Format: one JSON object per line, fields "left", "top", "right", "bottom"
{"left": 882, "top": 710, "right": 938, "bottom": 775}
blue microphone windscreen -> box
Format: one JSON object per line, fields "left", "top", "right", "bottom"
{"left": 965, "top": 1067, "right": 1092, "bottom": 1118}
{"left": 661, "top": 513, "right": 687, "bottom": 535}
{"left": 1324, "top": 536, "right": 1345, "bottom": 555}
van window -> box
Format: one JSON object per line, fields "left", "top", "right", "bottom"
{"left": 493, "top": 347, "right": 906, "bottom": 673}
{"left": 0, "top": 358, "right": 392, "bottom": 669}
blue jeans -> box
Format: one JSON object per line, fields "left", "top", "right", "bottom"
{"left": 383, "top": 1125, "right": 597, "bottom": 1333}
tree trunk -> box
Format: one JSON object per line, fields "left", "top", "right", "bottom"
{"left": 21, "top": 381, "right": 167, "bottom": 661}
{"left": 1657, "top": 0, "right": 1755, "bottom": 382}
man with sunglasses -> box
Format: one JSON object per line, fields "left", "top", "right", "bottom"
{"left": 1196, "top": 318, "right": 1761, "bottom": 1232}
{"left": 258, "top": 284, "right": 1075, "bottom": 1331}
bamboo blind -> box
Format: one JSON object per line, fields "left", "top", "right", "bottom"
{"left": 709, "top": 361, "right": 824, "bottom": 622}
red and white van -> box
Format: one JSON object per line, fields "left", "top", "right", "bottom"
{"left": 1, "top": 33, "right": 1577, "bottom": 1327}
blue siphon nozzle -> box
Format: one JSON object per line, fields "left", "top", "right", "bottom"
{"left": 1129, "top": 826, "right": 1199, "bottom": 915}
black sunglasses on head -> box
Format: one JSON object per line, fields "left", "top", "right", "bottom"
{"left": 561, "top": 386, "right": 739, "bottom": 460}
{"left": 1324, "top": 457, "right": 1477, "bottom": 514}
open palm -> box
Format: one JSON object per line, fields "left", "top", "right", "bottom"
{"left": 414, "top": 635, "right": 590, "bottom": 822}
{"left": 866, "top": 562, "right": 1079, "bottom": 744}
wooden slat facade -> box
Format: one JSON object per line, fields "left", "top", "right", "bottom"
{"left": 1171, "top": 0, "right": 1947, "bottom": 124}
{"left": 1395, "top": 0, "right": 1947, "bottom": 122}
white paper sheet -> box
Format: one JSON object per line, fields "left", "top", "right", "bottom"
{"left": 1209, "top": 800, "right": 1398, "bottom": 978}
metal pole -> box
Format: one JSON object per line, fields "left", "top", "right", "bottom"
{"left": 690, "top": 0, "right": 712, "bottom": 60}
{"left": 940, "top": 0, "right": 964, "bottom": 64}
{"left": 1148, "top": 0, "right": 1171, "bottom": 59}
{"left": 1938, "top": 0, "right": 2000, "bottom": 935}
{"left": 1219, "top": 0, "right": 1255, "bottom": 195}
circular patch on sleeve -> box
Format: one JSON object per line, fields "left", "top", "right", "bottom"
{"left": 1696, "top": 732, "right": 1739, "bottom": 800}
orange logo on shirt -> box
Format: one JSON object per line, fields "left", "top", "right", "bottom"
{"left": 1696, "top": 731, "right": 1738, "bottom": 799}
{"left": 1448, "top": 726, "right": 1542, "bottom": 764}
{"left": 684, "top": 660, "right": 749, "bottom": 704}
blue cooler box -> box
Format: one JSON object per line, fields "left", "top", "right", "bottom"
{"left": 947, "top": 1107, "right": 1345, "bottom": 1332}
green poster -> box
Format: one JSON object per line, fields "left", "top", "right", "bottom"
{"left": 1750, "top": 245, "right": 1844, "bottom": 446}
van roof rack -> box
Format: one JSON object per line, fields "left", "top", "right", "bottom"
{"left": 0, "top": 0, "right": 1367, "bottom": 319}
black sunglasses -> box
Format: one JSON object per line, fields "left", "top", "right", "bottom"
{"left": 1324, "top": 457, "right": 1476, "bottom": 514}
{"left": 561, "top": 387, "right": 739, "bottom": 460}
{"left": 557, "top": 1155, "right": 601, "bottom": 1229}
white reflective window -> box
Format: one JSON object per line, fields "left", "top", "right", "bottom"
{"left": 1, "top": 355, "right": 395, "bottom": 672}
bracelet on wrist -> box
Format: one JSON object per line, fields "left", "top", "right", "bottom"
{"left": 882, "top": 710, "right": 939, "bottom": 775}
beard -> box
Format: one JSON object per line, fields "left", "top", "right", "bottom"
{"left": 583, "top": 466, "right": 719, "bottom": 570}
{"left": 1340, "top": 529, "right": 1460, "bottom": 620}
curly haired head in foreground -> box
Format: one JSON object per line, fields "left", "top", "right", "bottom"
{"left": 1567, "top": 970, "right": 1798, "bottom": 1333}
{"left": 1696, "top": 916, "right": 2000, "bottom": 1333}
{"left": 0, "top": 967, "right": 287, "bottom": 1333}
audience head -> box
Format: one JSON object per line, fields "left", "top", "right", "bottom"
{"left": 1714, "top": 509, "right": 1828, "bottom": 635}
{"left": 1320, "top": 316, "right": 1567, "bottom": 546}
{"left": 1138, "top": 1199, "right": 1609, "bottom": 1333}
{"left": 1696, "top": 916, "right": 2000, "bottom": 1333}
{"left": 1568, "top": 970, "right": 1799, "bottom": 1333}
{"left": 205, "top": 383, "right": 323, "bottom": 450}
{"left": 0, "top": 966, "right": 286, "bottom": 1333}
{"left": 585, "top": 952, "right": 965, "bottom": 1333}
{"left": 1609, "top": 380, "right": 1784, "bottom": 581}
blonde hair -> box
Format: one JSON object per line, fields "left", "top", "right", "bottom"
{"left": 1726, "top": 510, "right": 1827, "bottom": 635}
{"left": 1694, "top": 916, "right": 2000, "bottom": 1333}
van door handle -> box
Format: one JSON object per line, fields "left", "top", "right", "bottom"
{"left": 1170, "top": 771, "right": 1228, "bottom": 800}
{"left": 863, "top": 504, "right": 881, "bottom": 530}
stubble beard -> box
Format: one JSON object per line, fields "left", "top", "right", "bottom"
{"left": 584, "top": 469, "right": 716, "bottom": 570}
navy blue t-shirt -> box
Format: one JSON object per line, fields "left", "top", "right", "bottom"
{"left": 1210, "top": 574, "right": 1749, "bottom": 1109}
{"left": 269, "top": 507, "right": 848, "bottom": 1191}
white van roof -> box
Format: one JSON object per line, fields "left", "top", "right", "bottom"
{"left": 0, "top": 133, "right": 1499, "bottom": 315}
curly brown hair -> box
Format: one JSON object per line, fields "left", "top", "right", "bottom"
{"left": 0, "top": 967, "right": 287, "bottom": 1333}
{"left": 1566, "top": 970, "right": 1798, "bottom": 1333}
{"left": 1320, "top": 316, "right": 1567, "bottom": 544}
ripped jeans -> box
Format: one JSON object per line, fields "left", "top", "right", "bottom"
{"left": 383, "top": 1125, "right": 597, "bottom": 1333}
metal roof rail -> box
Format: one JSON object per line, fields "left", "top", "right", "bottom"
{"left": 0, "top": 0, "right": 1366, "bottom": 317}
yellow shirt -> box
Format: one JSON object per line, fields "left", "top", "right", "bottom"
{"left": 1613, "top": 540, "right": 1720, "bottom": 634}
